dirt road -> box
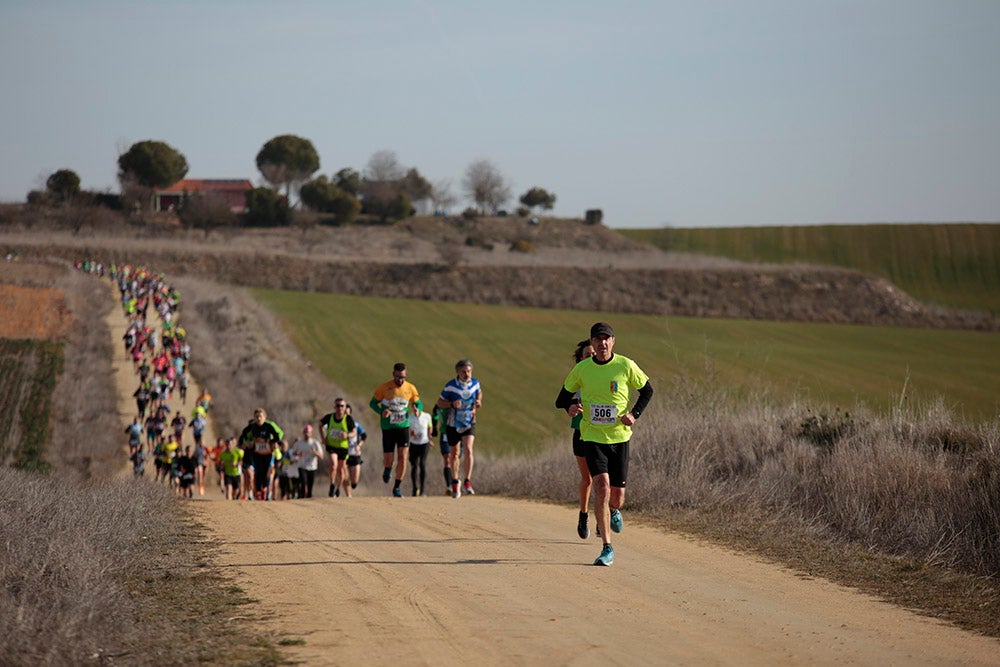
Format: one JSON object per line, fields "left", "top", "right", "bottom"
{"left": 193, "top": 496, "right": 998, "bottom": 666}
{"left": 103, "top": 277, "right": 999, "bottom": 665}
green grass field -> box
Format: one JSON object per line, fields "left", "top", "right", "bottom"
{"left": 619, "top": 223, "right": 1000, "bottom": 314}
{"left": 253, "top": 289, "right": 1000, "bottom": 456}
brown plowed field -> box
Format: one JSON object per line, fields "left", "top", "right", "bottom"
{"left": 0, "top": 284, "right": 71, "bottom": 340}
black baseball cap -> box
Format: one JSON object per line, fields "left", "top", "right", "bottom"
{"left": 590, "top": 322, "right": 614, "bottom": 338}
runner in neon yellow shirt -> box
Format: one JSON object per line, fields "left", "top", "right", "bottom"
{"left": 218, "top": 439, "right": 244, "bottom": 501}
{"left": 319, "top": 399, "right": 357, "bottom": 498}
{"left": 556, "top": 322, "right": 653, "bottom": 567}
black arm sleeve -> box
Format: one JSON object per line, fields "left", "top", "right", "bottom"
{"left": 318, "top": 413, "right": 331, "bottom": 432}
{"left": 555, "top": 387, "right": 577, "bottom": 410}
{"left": 630, "top": 381, "right": 653, "bottom": 419}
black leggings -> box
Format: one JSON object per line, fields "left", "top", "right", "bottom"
{"left": 408, "top": 443, "right": 428, "bottom": 493}
{"left": 298, "top": 469, "right": 316, "bottom": 498}
{"left": 252, "top": 452, "right": 271, "bottom": 493}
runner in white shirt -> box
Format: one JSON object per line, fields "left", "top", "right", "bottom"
{"left": 290, "top": 425, "right": 324, "bottom": 498}
{"left": 407, "top": 405, "right": 433, "bottom": 496}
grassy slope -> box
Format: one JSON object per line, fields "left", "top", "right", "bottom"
{"left": 253, "top": 289, "right": 1000, "bottom": 456}
{"left": 619, "top": 223, "right": 1000, "bottom": 314}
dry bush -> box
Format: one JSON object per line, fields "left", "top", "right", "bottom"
{"left": 437, "top": 239, "right": 466, "bottom": 266}
{"left": 0, "top": 467, "right": 281, "bottom": 666}
{"left": 510, "top": 238, "right": 536, "bottom": 253}
{"left": 177, "top": 191, "right": 237, "bottom": 231}
{"left": 0, "top": 204, "right": 21, "bottom": 227}
{"left": 1, "top": 203, "right": 131, "bottom": 237}
{"left": 479, "top": 387, "right": 1000, "bottom": 578}
{"left": 0, "top": 469, "right": 174, "bottom": 665}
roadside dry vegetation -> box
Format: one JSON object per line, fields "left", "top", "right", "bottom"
{"left": 0, "top": 468, "right": 283, "bottom": 666}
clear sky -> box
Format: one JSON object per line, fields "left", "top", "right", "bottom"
{"left": 2, "top": 0, "right": 998, "bottom": 228}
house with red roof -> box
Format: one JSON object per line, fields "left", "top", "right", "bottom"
{"left": 154, "top": 179, "right": 254, "bottom": 213}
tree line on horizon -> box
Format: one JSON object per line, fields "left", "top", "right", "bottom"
{"left": 24, "top": 135, "right": 566, "bottom": 228}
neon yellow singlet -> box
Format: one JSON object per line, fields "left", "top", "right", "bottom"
{"left": 324, "top": 414, "right": 351, "bottom": 450}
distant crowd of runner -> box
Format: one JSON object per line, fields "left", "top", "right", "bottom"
{"left": 76, "top": 261, "right": 207, "bottom": 498}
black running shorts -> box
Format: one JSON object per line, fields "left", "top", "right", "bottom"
{"left": 381, "top": 428, "right": 409, "bottom": 454}
{"left": 583, "top": 440, "right": 629, "bottom": 488}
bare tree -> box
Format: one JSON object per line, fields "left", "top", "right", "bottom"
{"left": 361, "top": 150, "right": 404, "bottom": 220}
{"left": 462, "top": 159, "right": 512, "bottom": 214}
{"left": 431, "top": 179, "right": 458, "bottom": 214}
{"left": 360, "top": 150, "right": 436, "bottom": 220}
{"left": 364, "top": 150, "right": 405, "bottom": 183}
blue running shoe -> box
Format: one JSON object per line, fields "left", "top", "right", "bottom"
{"left": 593, "top": 544, "right": 614, "bottom": 566}
{"left": 392, "top": 487, "right": 403, "bottom": 497}
{"left": 383, "top": 468, "right": 392, "bottom": 483}
{"left": 610, "top": 508, "right": 623, "bottom": 533}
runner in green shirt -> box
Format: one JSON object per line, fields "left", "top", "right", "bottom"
{"left": 218, "top": 439, "right": 244, "bottom": 501}
{"left": 369, "top": 362, "right": 422, "bottom": 497}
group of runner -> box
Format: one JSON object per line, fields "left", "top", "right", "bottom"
{"left": 95, "top": 261, "right": 654, "bottom": 565}
{"left": 108, "top": 263, "right": 212, "bottom": 499}
{"left": 209, "top": 359, "right": 485, "bottom": 502}
{"left": 369, "top": 359, "right": 483, "bottom": 499}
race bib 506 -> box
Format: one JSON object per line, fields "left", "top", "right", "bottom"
{"left": 589, "top": 403, "right": 617, "bottom": 425}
